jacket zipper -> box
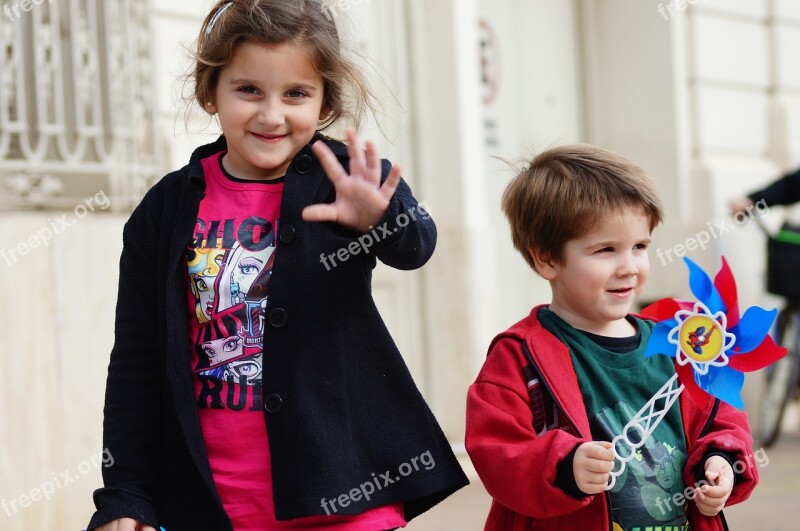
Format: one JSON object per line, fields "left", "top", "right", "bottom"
{"left": 521, "top": 341, "right": 614, "bottom": 530}
{"left": 697, "top": 397, "right": 720, "bottom": 439}
{"left": 521, "top": 341, "right": 583, "bottom": 437}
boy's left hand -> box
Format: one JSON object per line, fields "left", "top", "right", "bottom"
{"left": 695, "top": 455, "right": 734, "bottom": 516}
{"left": 303, "top": 129, "right": 401, "bottom": 233}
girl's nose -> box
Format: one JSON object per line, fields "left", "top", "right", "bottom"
{"left": 259, "top": 100, "right": 285, "bottom": 126}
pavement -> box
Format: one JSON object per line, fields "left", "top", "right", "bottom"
{"left": 407, "top": 406, "right": 800, "bottom": 530}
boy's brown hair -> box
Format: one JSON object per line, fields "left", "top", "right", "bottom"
{"left": 501, "top": 144, "right": 663, "bottom": 273}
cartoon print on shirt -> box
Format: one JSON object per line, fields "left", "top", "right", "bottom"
{"left": 593, "top": 401, "right": 689, "bottom": 531}
{"left": 224, "top": 353, "right": 263, "bottom": 385}
{"left": 188, "top": 216, "right": 276, "bottom": 394}
{"left": 195, "top": 313, "right": 248, "bottom": 372}
{"left": 216, "top": 225, "right": 276, "bottom": 313}
{"left": 187, "top": 248, "right": 225, "bottom": 323}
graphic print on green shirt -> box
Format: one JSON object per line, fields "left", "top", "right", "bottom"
{"left": 538, "top": 308, "right": 691, "bottom": 531}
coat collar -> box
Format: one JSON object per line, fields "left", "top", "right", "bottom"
{"left": 185, "top": 133, "right": 346, "bottom": 190}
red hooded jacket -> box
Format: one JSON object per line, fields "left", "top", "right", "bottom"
{"left": 466, "top": 305, "right": 758, "bottom": 531}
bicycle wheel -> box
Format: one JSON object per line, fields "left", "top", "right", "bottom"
{"left": 757, "top": 308, "right": 800, "bottom": 448}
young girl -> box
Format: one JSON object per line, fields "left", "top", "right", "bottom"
{"left": 86, "top": 1, "right": 468, "bottom": 530}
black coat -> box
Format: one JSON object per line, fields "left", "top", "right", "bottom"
{"left": 87, "top": 135, "right": 468, "bottom": 530}
{"left": 749, "top": 166, "right": 800, "bottom": 206}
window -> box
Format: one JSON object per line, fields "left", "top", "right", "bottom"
{"left": 0, "top": 0, "right": 158, "bottom": 212}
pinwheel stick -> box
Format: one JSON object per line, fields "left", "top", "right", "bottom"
{"left": 606, "top": 373, "right": 684, "bottom": 490}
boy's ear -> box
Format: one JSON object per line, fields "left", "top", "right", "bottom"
{"left": 530, "top": 247, "right": 559, "bottom": 280}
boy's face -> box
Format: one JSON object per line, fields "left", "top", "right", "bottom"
{"left": 535, "top": 208, "right": 652, "bottom": 336}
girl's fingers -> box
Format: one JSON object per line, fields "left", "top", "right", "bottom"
{"left": 302, "top": 204, "right": 338, "bottom": 224}
{"left": 312, "top": 141, "right": 347, "bottom": 184}
{"left": 365, "top": 140, "right": 381, "bottom": 183}
{"left": 379, "top": 165, "right": 401, "bottom": 201}
{"left": 346, "top": 129, "right": 367, "bottom": 178}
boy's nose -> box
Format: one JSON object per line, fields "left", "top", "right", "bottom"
{"left": 617, "top": 253, "right": 639, "bottom": 276}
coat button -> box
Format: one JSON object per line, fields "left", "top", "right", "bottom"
{"left": 269, "top": 308, "right": 288, "bottom": 327}
{"left": 279, "top": 224, "right": 295, "bottom": 244}
{"left": 264, "top": 394, "right": 283, "bottom": 413}
{"left": 295, "top": 155, "right": 313, "bottom": 174}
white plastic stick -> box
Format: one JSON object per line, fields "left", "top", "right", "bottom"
{"left": 606, "top": 373, "right": 685, "bottom": 490}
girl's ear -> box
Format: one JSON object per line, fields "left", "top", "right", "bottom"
{"left": 206, "top": 100, "right": 217, "bottom": 114}
{"left": 318, "top": 106, "right": 332, "bottom": 122}
{"left": 530, "top": 247, "right": 559, "bottom": 280}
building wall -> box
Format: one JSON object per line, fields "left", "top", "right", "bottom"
{"left": 1, "top": 0, "right": 798, "bottom": 528}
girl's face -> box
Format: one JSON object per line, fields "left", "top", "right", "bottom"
{"left": 208, "top": 42, "right": 328, "bottom": 180}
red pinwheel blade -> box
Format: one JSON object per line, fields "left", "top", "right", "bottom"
{"left": 729, "top": 335, "right": 787, "bottom": 372}
{"left": 676, "top": 361, "right": 709, "bottom": 406}
{"left": 714, "top": 257, "right": 740, "bottom": 328}
{"left": 641, "top": 298, "right": 682, "bottom": 321}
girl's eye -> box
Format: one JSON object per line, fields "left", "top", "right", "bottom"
{"left": 286, "top": 89, "right": 308, "bottom": 99}
{"left": 238, "top": 85, "right": 259, "bottom": 95}
{"left": 597, "top": 247, "right": 614, "bottom": 253}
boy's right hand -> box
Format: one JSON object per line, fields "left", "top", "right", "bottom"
{"left": 573, "top": 441, "right": 615, "bottom": 495}
{"left": 96, "top": 518, "right": 156, "bottom": 531}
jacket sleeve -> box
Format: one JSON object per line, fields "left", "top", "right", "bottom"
{"left": 86, "top": 197, "right": 164, "bottom": 530}
{"left": 748, "top": 166, "right": 800, "bottom": 207}
{"left": 465, "top": 338, "right": 593, "bottom": 519}
{"left": 683, "top": 399, "right": 758, "bottom": 509}
{"left": 368, "top": 160, "right": 436, "bottom": 270}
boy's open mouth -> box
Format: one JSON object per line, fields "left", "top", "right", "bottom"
{"left": 608, "top": 287, "right": 634, "bottom": 295}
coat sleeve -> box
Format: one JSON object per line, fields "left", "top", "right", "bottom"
{"left": 465, "top": 338, "right": 594, "bottom": 519}
{"left": 367, "top": 160, "right": 436, "bottom": 271}
{"left": 683, "top": 399, "right": 758, "bottom": 509}
{"left": 748, "top": 166, "right": 800, "bottom": 207}
{"left": 86, "top": 196, "right": 164, "bottom": 530}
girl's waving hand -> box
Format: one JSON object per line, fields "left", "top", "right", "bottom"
{"left": 303, "top": 129, "right": 401, "bottom": 233}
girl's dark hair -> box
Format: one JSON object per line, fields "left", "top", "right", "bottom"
{"left": 192, "top": 0, "right": 376, "bottom": 130}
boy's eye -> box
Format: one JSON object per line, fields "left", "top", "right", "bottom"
{"left": 596, "top": 247, "right": 614, "bottom": 253}
{"left": 635, "top": 242, "right": 649, "bottom": 250}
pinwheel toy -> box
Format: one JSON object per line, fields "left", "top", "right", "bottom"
{"left": 605, "top": 256, "right": 786, "bottom": 489}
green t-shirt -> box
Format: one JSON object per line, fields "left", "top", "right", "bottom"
{"left": 538, "top": 308, "right": 691, "bottom": 531}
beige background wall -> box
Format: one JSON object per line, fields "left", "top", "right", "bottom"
{"left": 1, "top": 0, "right": 798, "bottom": 528}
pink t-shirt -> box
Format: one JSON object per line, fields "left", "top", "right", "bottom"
{"left": 186, "top": 152, "right": 406, "bottom": 530}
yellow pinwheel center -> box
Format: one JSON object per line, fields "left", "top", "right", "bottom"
{"left": 678, "top": 315, "right": 723, "bottom": 362}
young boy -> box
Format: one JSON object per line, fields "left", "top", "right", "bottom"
{"left": 466, "top": 145, "right": 758, "bottom": 530}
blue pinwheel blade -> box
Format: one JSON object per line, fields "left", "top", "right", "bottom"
{"left": 684, "top": 257, "right": 726, "bottom": 314}
{"left": 729, "top": 306, "right": 777, "bottom": 354}
{"left": 644, "top": 319, "right": 677, "bottom": 359}
{"left": 695, "top": 365, "right": 745, "bottom": 409}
